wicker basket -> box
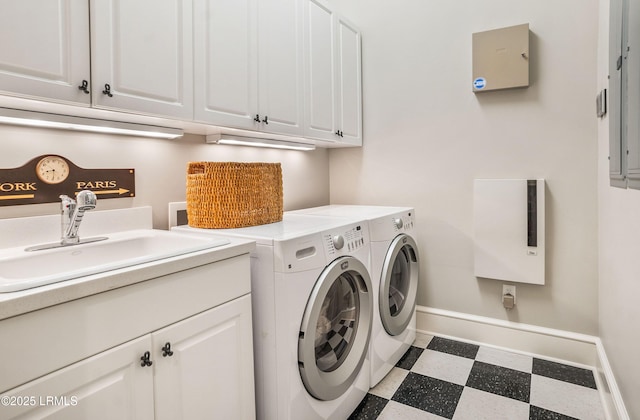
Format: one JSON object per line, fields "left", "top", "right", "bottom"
{"left": 186, "top": 162, "right": 283, "bottom": 229}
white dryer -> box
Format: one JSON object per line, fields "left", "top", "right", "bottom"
{"left": 287, "top": 205, "right": 420, "bottom": 387}
{"left": 171, "top": 211, "right": 373, "bottom": 420}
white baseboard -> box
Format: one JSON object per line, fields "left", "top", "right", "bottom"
{"left": 595, "top": 338, "right": 630, "bottom": 420}
{"left": 416, "top": 305, "right": 629, "bottom": 420}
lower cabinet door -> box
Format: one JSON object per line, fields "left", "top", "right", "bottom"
{"left": 0, "top": 335, "right": 154, "bottom": 420}
{"left": 153, "top": 294, "right": 255, "bottom": 420}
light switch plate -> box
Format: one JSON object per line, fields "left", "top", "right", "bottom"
{"left": 596, "top": 89, "right": 607, "bottom": 118}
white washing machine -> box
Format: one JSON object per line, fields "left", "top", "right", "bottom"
{"left": 288, "top": 205, "right": 420, "bottom": 387}
{"left": 170, "top": 208, "right": 373, "bottom": 420}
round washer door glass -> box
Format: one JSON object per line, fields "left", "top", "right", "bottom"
{"left": 380, "top": 234, "right": 419, "bottom": 336}
{"left": 315, "top": 272, "right": 359, "bottom": 372}
{"left": 298, "top": 256, "right": 372, "bottom": 401}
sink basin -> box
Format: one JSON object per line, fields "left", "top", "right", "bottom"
{"left": 0, "top": 229, "right": 230, "bottom": 293}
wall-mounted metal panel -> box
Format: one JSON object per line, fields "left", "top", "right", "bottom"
{"left": 472, "top": 24, "right": 529, "bottom": 92}
{"left": 473, "top": 179, "right": 545, "bottom": 285}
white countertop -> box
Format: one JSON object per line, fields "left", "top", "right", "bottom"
{"left": 0, "top": 236, "right": 255, "bottom": 321}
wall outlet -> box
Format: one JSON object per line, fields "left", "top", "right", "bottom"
{"left": 502, "top": 284, "right": 516, "bottom": 304}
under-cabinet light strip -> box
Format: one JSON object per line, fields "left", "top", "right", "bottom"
{"left": 0, "top": 107, "right": 183, "bottom": 139}
{"left": 206, "top": 134, "right": 316, "bottom": 151}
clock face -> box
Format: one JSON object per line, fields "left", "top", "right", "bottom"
{"left": 36, "top": 156, "right": 70, "bottom": 184}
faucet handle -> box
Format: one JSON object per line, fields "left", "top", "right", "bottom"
{"left": 59, "top": 195, "right": 75, "bottom": 213}
{"left": 76, "top": 190, "right": 97, "bottom": 210}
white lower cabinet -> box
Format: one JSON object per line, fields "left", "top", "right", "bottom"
{"left": 153, "top": 295, "right": 255, "bottom": 420}
{"left": 0, "top": 255, "right": 255, "bottom": 420}
{"left": 0, "top": 335, "right": 155, "bottom": 420}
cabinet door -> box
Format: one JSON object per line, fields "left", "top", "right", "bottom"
{"left": 626, "top": 0, "right": 640, "bottom": 189}
{"left": 303, "top": 0, "right": 338, "bottom": 141}
{"left": 257, "top": 0, "right": 304, "bottom": 136}
{"left": 0, "top": 0, "right": 90, "bottom": 105}
{"left": 336, "top": 15, "right": 362, "bottom": 146}
{"left": 194, "top": 0, "right": 258, "bottom": 129}
{"left": 0, "top": 336, "right": 154, "bottom": 420}
{"left": 90, "top": 0, "right": 193, "bottom": 119}
{"left": 153, "top": 295, "right": 255, "bottom": 420}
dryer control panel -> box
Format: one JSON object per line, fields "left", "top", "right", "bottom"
{"left": 324, "top": 224, "right": 367, "bottom": 256}
{"left": 276, "top": 221, "right": 371, "bottom": 273}
{"left": 369, "top": 210, "right": 416, "bottom": 242}
{"left": 392, "top": 212, "right": 415, "bottom": 232}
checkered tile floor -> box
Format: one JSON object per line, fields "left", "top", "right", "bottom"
{"left": 349, "top": 334, "right": 606, "bottom": 420}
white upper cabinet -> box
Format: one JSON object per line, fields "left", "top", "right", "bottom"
{"left": 257, "top": 0, "right": 304, "bottom": 136}
{"left": 304, "top": 0, "right": 335, "bottom": 140}
{"left": 0, "top": 0, "right": 193, "bottom": 119}
{"left": 193, "top": 0, "right": 258, "bottom": 129}
{"left": 0, "top": 0, "right": 91, "bottom": 106}
{"left": 90, "top": 0, "right": 194, "bottom": 119}
{"left": 303, "top": 0, "right": 362, "bottom": 145}
{"left": 336, "top": 15, "right": 363, "bottom": 146}
{"left": 0, "top": 0, "right": 362, "bottom": 146}
{"left": 194, "top": 0, "right": 304, "bottom": 136}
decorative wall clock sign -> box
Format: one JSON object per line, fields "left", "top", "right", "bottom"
{"left": 0, "top": 155, "right": 135, "bottom": 206}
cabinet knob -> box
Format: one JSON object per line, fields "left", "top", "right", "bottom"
{"left": 140, "top": 351, "right": 153, "bottom": 367}
{"left": 262, "top": 115, "right": 268, "bottom": 124}
{"left": 335, "top": 130, "right": 344, "bottom": 137}
{"left": 102, "top": 83, "right": 113, "bottom": 97}
{"left": 78, "top": 80, "right": 90, "bottom": 94}
{"left": 254, "top": 114, "right": 261, "bottom": 123}
{"left": 161, "top": 342, "right": 174, "bottom": 357}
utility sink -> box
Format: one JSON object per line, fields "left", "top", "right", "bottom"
{"left": 0, "top": 229, "right": 230, "bottom": 293}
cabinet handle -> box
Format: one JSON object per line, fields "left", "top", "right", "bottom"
{"left": 140, "top": 351, "right": 153, "bottom": 367}
{"left": 78, "top": 80, "right": 90, "bottom": 94}
{"left": 254, "top": 114, "right": 261, "bottom": 123}
{"left": 335, "top": 130, "right": 344, "bottom": 137}
{"left": 262, "top": 115, "right": 268, "bottom": 124}
{"left": 161, "top": 342, "right": 174, "bottom": 357}
{"left": 102, "top": 83, "right": 113, "bottom": 97}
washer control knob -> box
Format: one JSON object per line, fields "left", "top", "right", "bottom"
{"left": 332, "top": 235, "right": 345, "bottom": 250}
{"left": 393, "top": 218, "right": 404, "bottom": 229}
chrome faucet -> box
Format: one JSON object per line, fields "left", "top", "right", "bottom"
{"left": 24, "top": 190, "right": 107, "bottom": 251}
{"left": 60, "top": 190, "right": 97, "bottom": 245}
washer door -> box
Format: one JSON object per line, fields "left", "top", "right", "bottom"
{"left": 380, "top": 234, "right": 419, "bottom": 336}
{"left": 298, "top": 256, "right": 372, "bottom": 401}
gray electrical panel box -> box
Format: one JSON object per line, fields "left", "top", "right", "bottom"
{"left": 472, "top": 23, "right": 530, "bottom": 92}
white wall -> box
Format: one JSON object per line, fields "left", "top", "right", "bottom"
{"left": 330, "top": 0, "right": 600, "bottom": 335}
{"left": 0, "top": 125, "right": 330, "bottom": 229}
{"left": 597, "top": 0, "right": 640, "bottom": 417}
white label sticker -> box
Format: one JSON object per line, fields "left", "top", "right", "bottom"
{"left": 473, "top": 77, "right": 487, "bottom": 90}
